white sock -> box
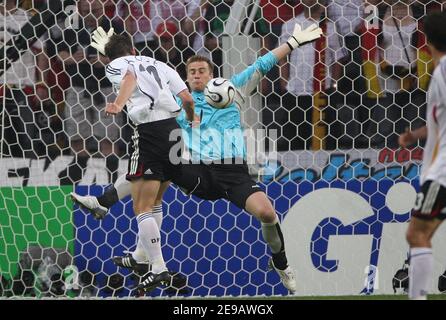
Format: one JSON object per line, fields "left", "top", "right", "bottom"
{"left": 114, "top": 174, "right": 132, "bottom": 199}
{"left": 409, "top": 247, "right": 433, "bottom": 300}
{"left": 152, "top": 204, "right": 163, "bottom": 229}
{"left": 132, "top": 237, "right": 147, "bottom": 262}
{"left": 131, "top": 205, "right": 163, "bottom": 263}
{"left": 136, "top": 212, "right": 166, "bottom": 274}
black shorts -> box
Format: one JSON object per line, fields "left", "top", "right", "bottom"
{"left": 126, "top": 117, "right": 183, "bottom": 182}
{"left": 412, "top": 180, "right": 446, "bottom": 220}
{"left": 172, "top": 159, "right": 263, "bottom": 209}
{"left": 172, "top": 163, "right": 219, "bottom": 200}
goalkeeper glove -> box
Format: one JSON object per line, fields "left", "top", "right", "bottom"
{"left": 90, "top": 27, "right": 115, "bottom": 55}
{"left": 287, "top": 23, "right": 323, "bottom": 50}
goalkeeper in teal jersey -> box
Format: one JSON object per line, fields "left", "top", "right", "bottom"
{"left": 171, "top": 53, "right": 283, "bottom": 203}
{"left": 175, "top": 51, "right": 280, "bottom": 163}
{"left": 72, "top": 23, "right": 322, "bottom": 294}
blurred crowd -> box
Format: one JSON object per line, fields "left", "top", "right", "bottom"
{"left": 0, "top": 0, "right": 443, "bottom": 184}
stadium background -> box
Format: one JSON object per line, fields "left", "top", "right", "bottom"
{"left": 1, "top": 0, "right": 446, "bottom": 298}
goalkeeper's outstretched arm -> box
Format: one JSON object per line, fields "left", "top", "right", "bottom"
{"left": 230, "top": 23, "right": 323, "bottom": 105}
{"left": 272, "top": 23, "right": 323, "bottom": 61}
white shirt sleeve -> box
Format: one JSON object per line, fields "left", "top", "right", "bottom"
{"left": 106, "top": 57, "right": 135, "bottom": 87}
{"left": 158, "top": 62, "right": 188, "bottom": 95}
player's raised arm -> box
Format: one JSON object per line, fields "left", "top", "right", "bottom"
{"left": 106, "top": 70, "right": 137, "bottom": 115}
{"left": 229, "top": 23, "right": 323, "bottom": 100}
{"left": 161, "top": 62, "right": 199, "bottom": 126}
{"left": 272, "top": 23, "right": 323, "bottom": 60}
{"left": 89, "top": 26, "right": 136, "bottom": 116}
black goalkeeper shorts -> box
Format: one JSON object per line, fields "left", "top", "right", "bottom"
{"left": 172, "top": 159, "right": 263, "bottom": 210}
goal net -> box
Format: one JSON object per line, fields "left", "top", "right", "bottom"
{"left": 1, "top": 0, "right": 446, "bottom": 298}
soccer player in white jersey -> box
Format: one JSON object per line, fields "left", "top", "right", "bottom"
{"left": 398, "top": 12, "right": 446, "bottom": 300}
{"left": 73, "top": 23, "right": 322, "bottom": 294}
{"left": 99, "top": 32, "right": 198, "bottom": 291}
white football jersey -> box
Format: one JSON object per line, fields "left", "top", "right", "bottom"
{"left": 106, "top": 55, "right": 187, "bottom": 125}
{"left": 420, "top": 55, "right": 446, "bottom": 187}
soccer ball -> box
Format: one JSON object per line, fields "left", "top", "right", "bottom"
{"left": 204, "top": 78, "right": 236, "bottom": 109}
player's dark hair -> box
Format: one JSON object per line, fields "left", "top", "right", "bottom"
{"left": 424, "top": 12, "right": 446, "bottom": 53}
{"left": 104, "top": 34, "right": 133, "bottom": 60}
{"left": 186, "top": 55, "right": 214, "bottom": 74}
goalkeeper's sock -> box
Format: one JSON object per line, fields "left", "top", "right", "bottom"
{"left": 97, "top": 174, "right": 132, "bottom": 208}
{"left": 409, "top": 247, "right": 433, "bottom": 300}
{"left": 136, "top": 212, "right": 166, "bottom": 274}
{"left": 271, "top": 251, "right": 288, "bottom": 271}
{"left": 261, "top": 217, "right": 288, "bottom": 270}
{"left": 131, "top": 205, "right": 163, "bottom": 263}
{"left": 97, "top": 186, "right": 119, "bottom": 209}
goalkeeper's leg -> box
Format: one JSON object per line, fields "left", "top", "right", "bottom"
{"left": 70, "top": 173, "right": 131, "bottom": 219}
{"left": 71, "top": 164, "right": 207, "bottom": 219}
{"left": 239, "top": 189, "right": 297, "bottom": 293}
{"left": 219, "top": 167, "right": 296, "bottom": 293}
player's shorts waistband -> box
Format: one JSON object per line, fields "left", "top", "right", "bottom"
{"left": 136, "top": 117, "right": 179, "bottom": 130}
{"left": 202, "top": 158, "right": 246, "bottom": 165}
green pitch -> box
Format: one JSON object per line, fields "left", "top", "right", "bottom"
{"left": 0, "top": 186, "right": 74, "bottom": 279}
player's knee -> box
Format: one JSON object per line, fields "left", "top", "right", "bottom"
{"left": 133, "top": 203, "right": 154, "bottom": 215}
{"left": 256, "top": 206, "right": 276, "bottom": 223}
